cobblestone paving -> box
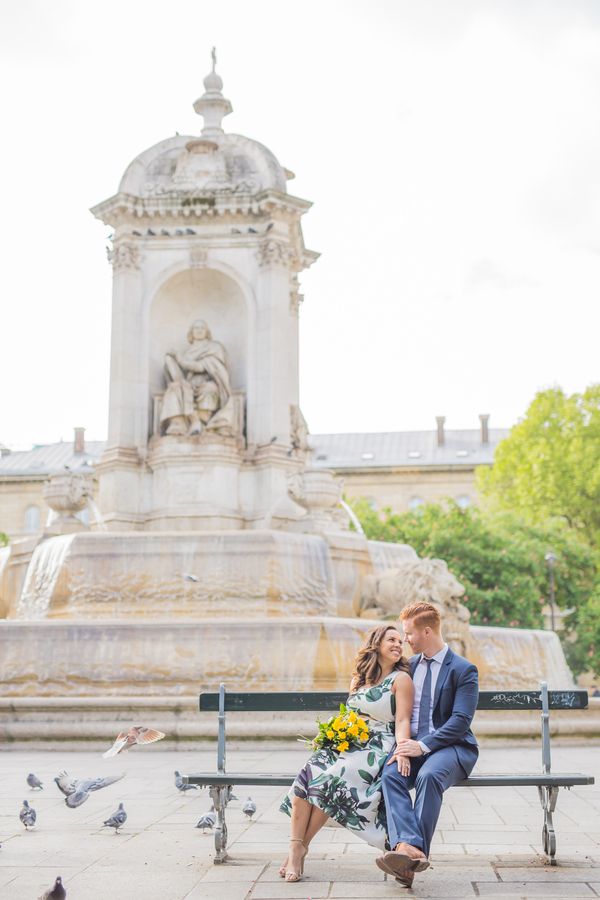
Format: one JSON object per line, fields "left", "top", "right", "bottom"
{"left": 0, "top": 744, "right": 598, "bottom": 899}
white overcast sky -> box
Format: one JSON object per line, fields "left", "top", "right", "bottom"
{"left": 1, "top": 0, "right": 599, "bottom": 448}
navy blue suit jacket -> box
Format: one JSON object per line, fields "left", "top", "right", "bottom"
{"left": 410, "top": 647, "right": 479, "bottom": 777}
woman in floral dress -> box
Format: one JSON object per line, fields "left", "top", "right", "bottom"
{"left": 280, "top": 624, "right": 414, "bottom": 883}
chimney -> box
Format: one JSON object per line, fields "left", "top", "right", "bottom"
{"left": 435, "top": 416, "right": 446, "bottom": 447}
{"left": 479, "top": 414, "right": 490, "bottom": 445}
{"left": 73, "top": 427, "right": 85, "bottom": 454}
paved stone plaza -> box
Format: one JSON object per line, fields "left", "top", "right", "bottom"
{"left": 0, "top": 743, "right": 598, "bottom": 899}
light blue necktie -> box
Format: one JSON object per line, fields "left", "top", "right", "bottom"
{"left": 416, "top": 658, "right": 433, "bottom": 740}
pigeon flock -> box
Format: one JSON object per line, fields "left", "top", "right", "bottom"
{"left": 3, "top": 724, "right": 258, "bottom": 898}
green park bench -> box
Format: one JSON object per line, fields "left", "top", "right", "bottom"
{"left": 184, "top": 683, "right": 594, "bottom": 865}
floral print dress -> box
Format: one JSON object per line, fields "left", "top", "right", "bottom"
{"left": 280, "top": 671, "right": 400, "bottom": 849}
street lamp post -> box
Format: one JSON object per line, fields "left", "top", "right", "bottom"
{"left": 545, "top": 552, "right": 557, "bottom": 631}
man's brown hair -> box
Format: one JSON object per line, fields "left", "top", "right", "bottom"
{"left": 400, "top": 601, "right": 441, "bottom": 630}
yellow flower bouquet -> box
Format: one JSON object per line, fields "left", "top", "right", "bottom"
{"left": 304, "top": 703, "right": 370, "bottom": 753}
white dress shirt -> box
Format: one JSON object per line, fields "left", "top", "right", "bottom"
{"left": 410, "top": 643, "right": 449, "bottom": 754}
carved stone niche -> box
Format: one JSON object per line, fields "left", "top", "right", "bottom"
{"left": 356, "top": 558, "right": 472, "bottom": 656}
{"left": 152, "top": 318, "right": 242, "bottom": 443}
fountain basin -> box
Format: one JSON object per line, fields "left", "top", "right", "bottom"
{"left": 9, "top": 530, "right": 416, "bottom": 620}
{"left": 0, "top": 617, "right": 574, "bottom": 698}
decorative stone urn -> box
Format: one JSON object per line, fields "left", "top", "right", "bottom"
{"left": 287, "top": 467, "right": 345, "bottom": 533}
{"left": 43, "top": 472, "right": 93, "bottom": 535}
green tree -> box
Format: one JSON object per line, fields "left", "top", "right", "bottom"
{"left": 0, "top": 532, "right": 8, "bottom": 547}
{"left": 351, "top": 499, "right": 600, "bottom": 674}
{"left": 477, "top": 385, "right": 600, "bottom": 541}
{"left": 565, "top": 589, "right": 600, "bottom": 677}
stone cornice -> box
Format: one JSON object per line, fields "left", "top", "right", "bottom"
{"left": 90, "top": 188, "right": 312, "bottom": 227}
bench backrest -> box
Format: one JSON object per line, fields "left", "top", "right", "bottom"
{"left": 200, "top": 683, "right": 589, "bottom": 777}
{"left": 199, "top": 689, "right": 589, "bottom": 713}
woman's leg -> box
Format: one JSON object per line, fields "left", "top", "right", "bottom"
{"left": 282, "top": 796, "right": 312, "bottom": 881}
{"left": 303, "top": 804, "right": 329, "bottom": 848}
{"left": 280, "top": 799, "right": 330, "bottom": 878}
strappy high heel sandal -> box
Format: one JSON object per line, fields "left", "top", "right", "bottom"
{"left": 284, "top": 838, "right": 307, "bottom": 883}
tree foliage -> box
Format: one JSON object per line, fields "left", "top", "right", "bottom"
{"left": 477, "top": 385, "right": 600, "bottom": 541}
{"left": 351, "top": 499, "right": 600, "bottom": 674}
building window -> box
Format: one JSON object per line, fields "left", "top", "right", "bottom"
{"left": 408, "top": 496, "right": 424, "bottom": 511}
{"left": 456, "top": 495, "right": 471, "bottom": 509}
{"left": 24, "top": 505, "right": 41, "bottom": 533}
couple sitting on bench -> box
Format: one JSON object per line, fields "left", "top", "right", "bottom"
{"left": 280, "top": 600, "right": 479, "bottom": 888}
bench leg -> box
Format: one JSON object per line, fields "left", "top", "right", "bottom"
{"left": 210, "top": 786, "right": 229, "bottom": 864}
{"left": 538, "top": 785, "right": 559, "bottom": 865}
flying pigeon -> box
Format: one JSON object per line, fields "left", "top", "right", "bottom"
{"left": 54, "top": 771, "right": 125, "bottom": 808}
{"left": 196, "top": 806, "right": 216, "bottom": 832}
{"left": 242, "top": 797, "right": 257, "bottom": 819}
{"left": 38, "top": 876, "right": 66, "bottom": 900}
{"left": 20, "top": 800, "right": 36, "bottom": 829}
{"left": 103, "top": 802, "right": 127, "bottom": 833}
{"left": 174, "top": 770, "right": 198, "bottom": 792}
{"left": 103, "top": 726, "right": 166, "bottom": 758}
{"left": 27, "top": 772, "right": 44, "bottom": 790}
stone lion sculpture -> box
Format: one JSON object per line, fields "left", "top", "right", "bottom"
{"left": 356, "top": 557, "right": 471, "bottom": 655}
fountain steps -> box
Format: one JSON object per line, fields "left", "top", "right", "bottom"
{"left": 1, "top": 696, "right": 599, "bottom": 749}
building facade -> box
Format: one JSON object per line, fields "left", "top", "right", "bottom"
{"left": 0, "top": 416, "right": 508, "bottom": 540}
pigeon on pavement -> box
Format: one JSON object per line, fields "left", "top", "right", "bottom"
{"left": 103, "top": 726, "right": 166, "bottom": 758}
{"left": 27, "top": 773, "right": 44, "bottom": 790}
{"left": 196, "top": 806, "right": 216, "bottom": 832}
{"left": 20, "top": 800, "right": 36, "bottom": 829}
{"left": 242, "top": 797, "right": 257, "bottom": 819}
{"left": 38, "top": 876, "right": 66, "bottom": 899}
{"left": 174, "top": 770, "right": 198, "bottom": 792}
{"left": 54, "top": 771, "right": 125, "bottom": 808}
{"left": 226, "top": 785, "right": 238, "bottom": 804}
{"left": 102, "top": 802, "right": 127, "bottom": 833}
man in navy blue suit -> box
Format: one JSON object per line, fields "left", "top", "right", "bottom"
{"left": 378, "top": 601, "right": 479, "bottom": 887}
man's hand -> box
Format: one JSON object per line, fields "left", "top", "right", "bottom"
{"left": 393, "top": 739, "right": 424, "bottom": 758}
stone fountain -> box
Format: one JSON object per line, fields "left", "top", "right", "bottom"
{"left": 0, "top": 57, "right": 583, "bottom": 744}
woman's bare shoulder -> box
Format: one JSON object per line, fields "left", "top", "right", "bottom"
{"left": 392, "top": 670, "right": 414, "bottom": 690}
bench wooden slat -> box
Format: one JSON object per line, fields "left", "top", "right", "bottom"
{"left": 199, "top": 689, "right": 589, "bottom": 713}
{"left": 184, "top": 772, "right": 595, "bottom": 788}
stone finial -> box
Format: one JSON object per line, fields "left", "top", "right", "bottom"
{"left": 193, "top": 48, "right": 232, "bottom": 139}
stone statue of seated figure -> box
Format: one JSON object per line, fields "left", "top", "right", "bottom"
{"left": 159, "top": 318, "right": 236, "bottom": 437}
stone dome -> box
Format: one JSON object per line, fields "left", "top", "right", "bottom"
{"left": 118, "top": 132, "right": 288, "bottom": 198}
{"left": 118, "top": 55, "right": 288, "bottom": 199}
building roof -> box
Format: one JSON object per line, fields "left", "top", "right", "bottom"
{"left": 308, "top": 428, "right": 509, "bottom": 470}
{"left": 0, "top": 428, "right": 509, "bottom": 478}
{"left": 0, "top": 441, "right": 105, "bottom": 477}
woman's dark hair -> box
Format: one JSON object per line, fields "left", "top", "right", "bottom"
{"left": 350, "top": 624, "right": 409, "bottom": 692}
